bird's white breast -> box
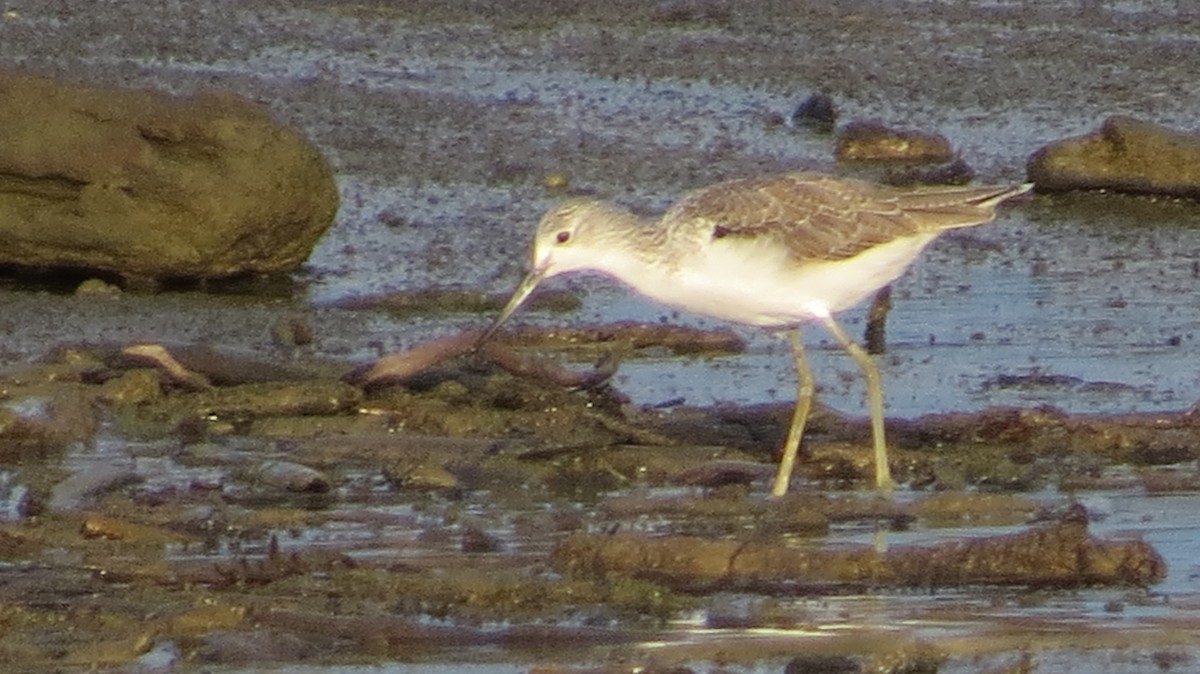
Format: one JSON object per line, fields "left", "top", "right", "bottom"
{"left": 627, "top": 231, "right": 942, "bottom": 328}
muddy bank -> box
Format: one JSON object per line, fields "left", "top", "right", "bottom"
{"left": 0, "top": 336, "right": 1191, "bottom": 671}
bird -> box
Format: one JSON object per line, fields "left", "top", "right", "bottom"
{"left": 479, "top": 171, "right": 1032, "bottom": 495}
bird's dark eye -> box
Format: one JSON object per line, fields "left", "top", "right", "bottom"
{"left": 556, "top": 231, "right": 571, "bottom": 244}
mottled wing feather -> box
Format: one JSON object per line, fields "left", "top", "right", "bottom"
{"left": 662, "top": 173, "right": 915, "bottom": 262}
{"left": 661, "top": 171, "right": 1024, "bottom": 262}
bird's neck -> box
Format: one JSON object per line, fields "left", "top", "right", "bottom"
{"left": 580, "top": 209, "right": 670, "bottom": 286}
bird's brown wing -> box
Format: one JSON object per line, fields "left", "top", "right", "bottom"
{"left": 661, "top": 172, "right": 1027, "bottom": 262}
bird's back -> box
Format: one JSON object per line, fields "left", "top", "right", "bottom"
{"left": 661, "top": 172, "right": 1032, "bottom": 263}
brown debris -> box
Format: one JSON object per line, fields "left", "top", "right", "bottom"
{"left": 479, "top": 341, "right": 619, "bottom": 390}
{"left": 910, "top": 492, "right": 1041, "bottom": 527}
{"left": 353, "top": 322, "right": 743, "bottom": 392}
{"left": 256, "top": 608, "right": 635, "bottom": 651}
{"left": 117, "top": 342, "right": 316, "bottom": 387}
{"left": 551, "top": 522, "right": 1165, "bottom": 594}
{"left": 668, "top": 460, "right": 775, "bottom": 488}
{"left": 79, "top": 515, "right": 154, "bottom": 541}
{"left": 353, "top": 328, "right": 618, "bottom": 390}
{"left": 600, "top": 493, "right": 829, "bottom": 536}
{"left": 122, "top": 343, "right": 213, "bottom": 391}
{"left": 153, "top": 343, "right": 324, "bottom": 385}
{"left": 894, "top": 406, "right": 1200, "bottom": 466}
{"left": 353, "top": 330, "right": 481, "bottom": 387}
{"left": 497, "top": 322, "right": 745, "bottom": 356}
{"left": 462, "top": 521, "right": 503, "bottom": 553}
{"left": 595, "top": 486, "right": 912, "bottom": 530}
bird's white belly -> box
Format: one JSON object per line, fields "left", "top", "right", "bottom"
{"left": 634, "top": 232, "right": 941, "bottom": 328}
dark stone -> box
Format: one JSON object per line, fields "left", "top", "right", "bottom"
{"left": 1027, "top": 115, "right": 1200, "bottom": 198}
{"left": 791, "top": 92, "right": 838, "bottom": 133}
{"left": 784, "top": 654, "right": 861, "bottom": 674}
{"left": 668, "top": 460, "right": 774, "bottom": 487}
{"left": 462, "top": 521, "right": 503, "bottom": 553}
{"left": 879, "top": 158, "right": 976, "bottom": 187}
{"left": 0, "top": 71, "right": 338, "bottom": 282}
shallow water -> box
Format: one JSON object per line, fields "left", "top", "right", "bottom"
{"left": 167, "top": 482, "right": 1200, "bottom": 674}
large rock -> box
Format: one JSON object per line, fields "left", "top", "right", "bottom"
{"left": 0, "top": 71, "right": 338, "bottom": 282}
{"left": 1027, "top": 116, "right": 1200, "bottom": 198}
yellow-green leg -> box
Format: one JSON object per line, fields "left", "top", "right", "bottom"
{"left": 771, "top": 330, "right": 815, "bottom": 497}
{"left": 819, "top": 315, "right": 894, "bottom": 492}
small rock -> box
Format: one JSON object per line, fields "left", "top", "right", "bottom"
{"left": 835, "top": 120, "right": 954, "bottom": 163}
{"left": 542, "top": 172, "right": 571, "bottom": 191}
{"left": 80, "top": 514, "right": 158, "bottom": 541}
{"left": 462, "top": 521, "right": 502, "bottom": 553}
{"left": 48, "top": 465, "right": 143, "bottom": 513}
{"left": 1027, "top": 115, "right": 1200, "bottom": 197}
{"left": 74, "top": 278, "right": 122, "bottom": 296}
{"left": 99, "top": 368, "right": 164, "bottom": 406}
{"left": 253, "top": 460, "right": 331, "bottom": 493}
{"left": 1150, "top": 651, "right": 1192, "bottom": 672}
{"left": 271, "top": 316, "right": 315, "bottom": 349}
{"left": 384, "top": 459, "right": 460, "bottom": 491}
{"left": 791, "top": 92, "right": 838, "bottom": 133}
{"left": 171, "top": 504, "right": 225, "bottom": 536}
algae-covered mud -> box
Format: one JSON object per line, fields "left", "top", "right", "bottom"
{"left": 2, "top": 1, "right": 1200, "bottom": 672}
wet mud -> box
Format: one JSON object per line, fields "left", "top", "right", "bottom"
{"left": 1, "top": 339, "right": 1198, "bottom": 672}
{"left": 2, "top": 1, "right": 1200, "bottom": 673}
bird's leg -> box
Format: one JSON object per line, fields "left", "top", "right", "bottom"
{"left": 819, "top": 315, "right": 895, "bottom": 493}
{"left": 772, "top": 330, "right": 815, "bottom": 497}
